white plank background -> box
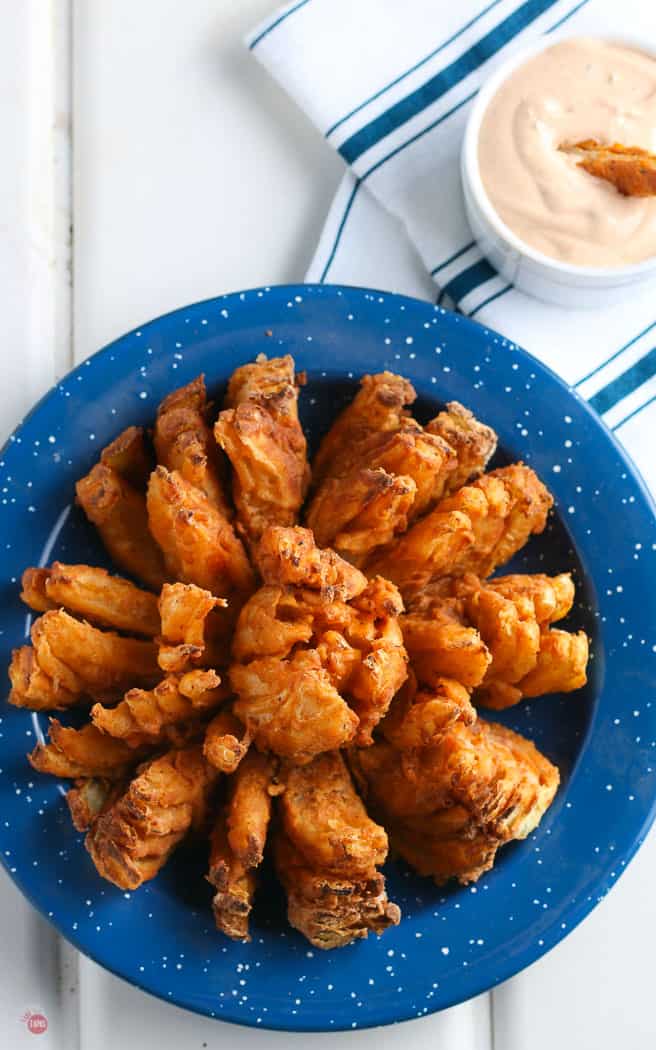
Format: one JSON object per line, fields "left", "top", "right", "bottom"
{"left": 1, "top": 2, "right": 655, "bottom": 1047}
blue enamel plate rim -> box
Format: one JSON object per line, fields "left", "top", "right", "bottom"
{"left": 0, "top": 282, "right": 655, "bottom": 1031}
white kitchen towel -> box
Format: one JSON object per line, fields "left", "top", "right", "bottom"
{"left": 247, "top": 0, "right": 656, "bottom": 494}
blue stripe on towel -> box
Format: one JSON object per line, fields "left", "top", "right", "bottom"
{"left": 589, "top": 346, "right": 656, "bottom": 416}
{"left": 545, "top": 0, "right": 591, "bottom": 32}
{"left": 612, "top": 393, "right": 656, "bottom": 432}
{"left": 318, "top": 179, "right": 362, "bottom": 282}
{"left": 319, "top": 92, "right": 476, "bottom": 280}
{"left": 431, "top": 242, "right": 476, "bottom": 275}
{"left": 250, "top": 0, "right": 313, "bottom": 50}
{"left": 575, "top": 321, "right": 656, "bottom": 389}
{"left": 338, "top": 0, "right": 559, "bottom": 164}
{"left": 468, "top": 283, "right": 512, "bottom": 317}
{"left": 362, "top": 90, "right": 477, "bottom": 180}
{"left": 325, "top": 0, "right": 505, "bottom": 137}
{"left": 442, "top": 258, "right": 497, "bottom": 303}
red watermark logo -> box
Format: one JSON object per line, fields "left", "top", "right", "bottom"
{"left": 20, "top": 1010, "right": 48, "bottom": 1035}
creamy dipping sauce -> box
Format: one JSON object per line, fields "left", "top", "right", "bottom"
{"left": 478, "top": 38, "right": 656, "bottom": 267}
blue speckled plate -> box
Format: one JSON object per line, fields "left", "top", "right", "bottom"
{"left": 1, "top": 284, "right": 656, "bottom": 1031}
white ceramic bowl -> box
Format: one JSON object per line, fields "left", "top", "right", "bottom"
{"left": 461, "top": 34, "right": 656, "bottom": 309}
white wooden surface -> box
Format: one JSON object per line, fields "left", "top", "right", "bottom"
{"left": 1, "top": 2, "right": 655, "bottom": 1047}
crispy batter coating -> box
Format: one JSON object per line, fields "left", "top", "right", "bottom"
{"left": 206, "top": 715, "right": 279, "bottom": 941}
{"left": 21, "top": 563, "right": 161, "bottom": 636}
{"left": 403, "top": 573, "right": 586, "bottom": 710}
{"left": 157, "top": 581, "right": 227, "bottom": 672}
{"left": 520, "top": 629, "right": 588, "bottom": 697}
{"left": 561, "top": 139, "right": 656, "bottom": 197}
{"left": 478, "top": 628, "right": 589, "bottom": 709}
{"left": 36, "top": 609, "right": 159, "bottom": 696}
{"left": 207, "top": 812, "right": 257, "bottom": 942}
{"left": 19, "top": 568, "right": 53, "bottom": 613}
{"left": 381, "top": 673, "right": 476, "bottom": 750}
{"left": 351, "top": 718, "right": 559, "bottom": 884}
{"left": 274, "top": 751, "right": 398, "bottom": 949}
{"left": 29, "top": 720, "right": 148, "bottom": 779}
{"left": 146, "top": 466, "right": 254, "bottom": 599}
{"left": 226, "top": 750, "right": 278, "bottom": 868}
{"left": 352, "top": 719, "right": 558, "bottom": 825}
{"left": 426, "top": 401, "right": 497, "bottom": 493}
{"left": 85, "top": 744, "right": 220, "bottom": 889}
{"left": 231, "top": 573, "right": 407, "bottom": 752}
{"left": 91, "top": 670, "right": 224, "bottom": 747}
{"left": 359, "top": 422, "right": 458, "bottom": 518}
{"left": 365, "top": 503, "right": 474, "bottom": 599}
{"left": 351, "top": 738, "right": 449, "bottom": 821}
{"left": 342, "top": 578, "right": 408, "bottom": 745}
{"left": 231, "top": 586, "right": 314, "bottom": 664}
{"left": 463, "top": 584, "right": 541, "bottom": 686}
{"left": 483, "top": 572, "right": 575, "bottom": 624}
{"left": 306, "top": 424, "right": 458, "bottom": 562}
{"left": 401, "top": 599, "right": 492, "bottom": 690}
{"left": 224, "top": 353, "right": 304, "bottom": 406}
{"left": 367, "top": 465, "right": 552, "bottom": 597}
{"left": 9, "top": 610, "right": 159, "bottom": 710}
{"left": 256, "top": 525, "right": 367, "bottom": 601}
{"left": 100, "top": 426, "right": 153, "bottom": 490}
{"left": 203, "top": 707, "right": 252, "bottom": 773}
{"left": 451, "top": 574, "right": 586, "bottom": 708}
{"left": 441, "top": 474, "right": 514, "bottom": 576}
{"left": 158, "top": 582, "right": 219, "bottom": 652}
{"left": 273, "top": 832, "right": 400, "bottom": 950}
{"left": 231, "top": 650, "right": 359, "bottom": 765}
{"left": 66, "top": 777, "right": 123, "bottom": 832}
{"left": 472, "top": 465, "right": 553, "bottom": 576}
{"left": 215, "top": 355, "right": 310, "bottom": 543}
{"left": 154, "top": 375, "right": 231, "bottom": 517}
{"left": 305, "top": 467, "right": 417, "bottom": 566}
{"left": 280, "top": 752, "right": 388, "bottom": 877}
{"left": 391, "top": 811, "right": 501, "bottom": 887}
{"left": 8, "top": 646, "right": 77, "bottom": 709}
{"left": 312, "top": 372, "right": 416, "bottom": 484}
{"left": 76, "top": 463, "right": 168, "bottom": 591}
{"left": 403, "top": 577, "right": 454, "bottom": 611}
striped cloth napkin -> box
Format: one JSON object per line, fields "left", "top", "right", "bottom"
{"left": 247, "top": 0, "right": 655, "bottom": 495}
